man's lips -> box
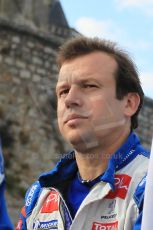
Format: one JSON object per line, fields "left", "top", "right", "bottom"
{"left": 64, "top": 114, "right": 88, "bottom": 124}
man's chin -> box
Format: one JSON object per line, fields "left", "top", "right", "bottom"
{"left": 65, "top": 133, "right": 99, "bottom": 152}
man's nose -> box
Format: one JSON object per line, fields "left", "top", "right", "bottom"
{"left": 65, "top": 86, "right": 83, "bottom": 108}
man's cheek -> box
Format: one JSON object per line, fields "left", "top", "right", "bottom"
{"left": 57, "top": 103, "right": 65, "bottom": 120}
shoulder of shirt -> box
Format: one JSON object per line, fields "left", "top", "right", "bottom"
{"left": 133, "top": 174, "right": 146, "bottom": 209}
{"left": 139, "top": 149, "right": 150, "bottom": 158}
{"left": 24, "top": 181, "right": 42, "bottom": 217}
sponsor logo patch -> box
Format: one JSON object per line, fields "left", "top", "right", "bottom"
{"left": 106, "top": 174, "right": 131, "bottom": 199}
{"left": 33, "top": 220, "right": 58, "bottom": 229}
{"left": 41, "top": 190, "right": 59, "bottom": 213}
{"left": 26, "top": 184, "right": 38, "bottom": 206}
{"left": 101, "top": 214, "right": 117, "bottom": 220}
{"left": 92, "top": 221, "right": 118, "bottom": 230}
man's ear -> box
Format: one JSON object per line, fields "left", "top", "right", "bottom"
{"left": 124, "top": 93, "right": 140, "bottom": 117}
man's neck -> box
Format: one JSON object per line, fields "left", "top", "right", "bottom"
{"left": 75, "top": 128, "right": 131, "bottom": 181}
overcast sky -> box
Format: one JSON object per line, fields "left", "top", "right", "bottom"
{"left": 60, "top": 0, "right": 153, "bottom": 99}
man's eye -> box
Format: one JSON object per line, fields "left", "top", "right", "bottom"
{"left": 59, "top": 89, "right": 69, "bottom": 97}
{"left": 84, "top": 84, "right": 97, "bottom": 88}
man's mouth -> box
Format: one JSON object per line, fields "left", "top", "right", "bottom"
{"left": 64, "top": 114, "right": 88, "bottom": 124}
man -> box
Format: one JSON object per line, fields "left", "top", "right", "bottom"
{"left": 0, "top": 139, "right": 14, "bottom": 229}
{"left": 16, "top": 37, "right": 149, "bottom": 230}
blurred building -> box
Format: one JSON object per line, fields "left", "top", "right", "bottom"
{"left": 0, "top": 0, "right": 152, "bottom": 225}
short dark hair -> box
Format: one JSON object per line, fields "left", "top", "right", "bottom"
{"left": 57, "top": 36, "right": 144, "bottom": 129}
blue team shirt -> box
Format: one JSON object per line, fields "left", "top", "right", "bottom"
{"left": 66, "top": 132, "right": 149, "bottom": 220}
{"left": 0, "top": 140, "right": 13, "bottom": 230}
{"left": 66, "top": 172, "right": 102, "bottom": 218}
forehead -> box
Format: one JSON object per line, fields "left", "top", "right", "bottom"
{"left": 57, "top": 52, "right": 117, "bottom": 83}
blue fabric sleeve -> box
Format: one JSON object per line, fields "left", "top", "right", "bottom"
{"left": 134, "top": 212, "right": 142, "bottom": 230}
{"left": 133, "top": 175, "right": 146, "bottom": 230}
{"left": 0, "top": 181, "right": 14, "bottom": 229}
{"left": 16, "top": 181, "right": 41, "bottom": 230}
{"left": 0, "top": 139, "right": 14, "bottom": 229}
{"left": 16, "top": 206, "right": 27, "bottom": 230}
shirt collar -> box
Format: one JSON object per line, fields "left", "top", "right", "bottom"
{"left": 39, "top": 132, "right": 140, "bottom": 189}
{"left": 101, "top": 132, "right": 140, "bottom": 190}
{"left": 39, "top": 151, "right": 77, "bottom": 187}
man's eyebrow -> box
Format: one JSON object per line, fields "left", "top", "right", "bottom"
{"left": 55, "top": 82, "right": 68, "bottom": 93}
{"left": 79, "top": 78, "right": 97, "bottom": 82}
{"left": 56, "top": 81, "right": 68, "bottom": 88}
{"left": 76, "top": 78, "right": 99, "bottom": 85}
{"left": 56, "top": 77, "right": 98, "bottom": 90}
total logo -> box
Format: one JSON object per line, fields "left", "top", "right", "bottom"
{"left": 92, "top": 221, "right": 118, "bottom": 230}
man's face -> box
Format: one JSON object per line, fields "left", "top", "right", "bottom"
{"left": 56, "top": 52, "right": 128, "bottom": 151}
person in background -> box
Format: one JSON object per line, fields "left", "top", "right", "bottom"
{"left": 0, "top": 138, "right": 14, "bottom": 229}
{"left": 16, "top": 36, "right": 149, "bottom": 230}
